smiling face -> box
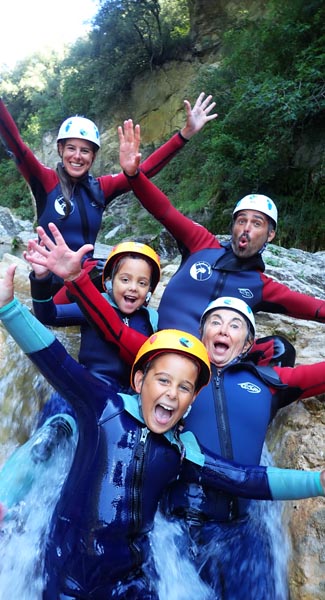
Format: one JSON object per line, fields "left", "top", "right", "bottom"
{"left": 111, "top": 256, "right": 152, "bottom": 314}
{"left": 231, "top": 209, "right": 275, "bottom": 258}
{"left": 201, "top": 308, "right": 252, "bottom": 368}
{"left": 133, "top": 353, "right": 199, "bottom": 434}
{"left": 58, "top": 138, "right": 96, "bottom": 180}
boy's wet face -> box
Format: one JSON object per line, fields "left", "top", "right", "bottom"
{"left": 134, "top": 353, "right": 198, "bottom": 434}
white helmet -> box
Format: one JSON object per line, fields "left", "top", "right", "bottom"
{"left": 232, "top": 194, "right": 277, "bottom": 228}
{"left": 57, "top": 116, "right": 100, "bottom": 149}
{"left": 200, "top": 296, "right": 256, "bottom": 336}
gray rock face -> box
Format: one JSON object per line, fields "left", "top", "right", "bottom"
{"left": 0, "top": 210, "right": 324, "bottom": 598}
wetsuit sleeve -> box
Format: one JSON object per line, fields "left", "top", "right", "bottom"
{"left": 124, "top": 169, "right": 219, "bottom": 254}
{"left": 261, "top": 273, "right": 325, "bottom": 322}
{"left": 65, "top": 270, "right": 147, "bottom": 364}
{"left": 29, "top": 271, "right": 87, "bottom": 326}
{"left": 267, "top": 467, "right": 324, "bottom": 500}
{"left": 196, "top": 455, "right": 324, "bottom": 501}
{"left": 98, "top": 132, "right": 188, "bottom": 202}
{"left": 181, "top": 432, "right": 324, "bottom": 500}
{"left": 0, "top": 98, "right": 54, "bottom": 186}
{"left": 273, "top": 362, "right": 325, "bottom": 404}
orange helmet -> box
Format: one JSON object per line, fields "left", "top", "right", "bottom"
{"left": 131, "top": 329, "right": 211, "bottom": 393}
{"left": 102, "top": 241, "right": 161, "bottom": 292}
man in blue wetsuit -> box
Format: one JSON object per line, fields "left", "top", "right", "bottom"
{"left": 1, "top": 266, "right": 325, "bottom": 599}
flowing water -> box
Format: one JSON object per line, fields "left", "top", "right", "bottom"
{"left": 0, "top": 257, "right": 290, "bottom": 599}
{"left": 151, "top": 446, "right": 290, "bottom": 600}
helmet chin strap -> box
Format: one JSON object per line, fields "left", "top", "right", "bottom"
{"left": 258, "top": 241, "right": 268, "bottom": 254}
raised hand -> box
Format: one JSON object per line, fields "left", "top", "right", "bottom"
{"left": 118, "top": 119, "right": 142, "bottom": 176}
{"left": 0, "top": 263, "right": 16, "bottom": 308}
{"left": 24, "top": 223, "right": 94, "bottom": 281}
{"left": 181, "top": 92, "right": 218, "bottom": 140}
{"left": 23, "top": 239, "right": 50, "bottom": 279}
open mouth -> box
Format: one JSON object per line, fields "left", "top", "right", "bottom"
{"left": 124, "top": 295, "right": 137, "bottom": 304}
{"left": 213, "top": 341, "right": 229, "bottom": 351}
{"left": 238, "top": 234, "right": 250, "bottom": 249}
{"left": 155, "top": 403, "right": 175, "bottom": 425}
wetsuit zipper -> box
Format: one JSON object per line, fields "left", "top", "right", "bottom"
{"left": 130, "top": 426, "right": 150, "bottom": 566}
{"left": 212, "top": 366, "right": 234, "bottom": 459}
{"left": 212, "top": 365, "right": 238, "bottom": 520}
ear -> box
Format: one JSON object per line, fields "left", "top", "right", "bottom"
{"left": 267, "top": 229, "right": 276, "bottom": 243}
{"left": 133, "top": 370, "right": 144, "bottom": 393}
{"left": 243, "top": 339, "right": 254, "bottom": 354}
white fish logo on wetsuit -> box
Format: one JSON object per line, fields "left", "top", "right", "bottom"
{"left": 190, "top": 261, "right": 212, "bottom": 281}
{"left": 54, "top": 196, "right": 75, "bottom": 216}
{"left": 238, "top": 288, "right": 254, "bottom": 299}
{"left": 237, "top": 382, "right": 261, "bottom": 393}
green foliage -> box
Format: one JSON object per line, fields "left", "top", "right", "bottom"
{"left": 0, "top": 159, "right": 35, "bottom": 220}
{"left": 155, "top": 0, "right": 325, "bottom": 250}
{"left": 0, "top": 0, "right": 324, "bottom": 249}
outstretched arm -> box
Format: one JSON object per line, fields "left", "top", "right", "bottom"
{"left": 24, "top": 224, "right": 93, "bottom": 281}
{"left": 183, "top": 431, "right": 325, "bottom": 501}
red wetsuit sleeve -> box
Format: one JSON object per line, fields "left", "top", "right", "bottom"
{"left": 65, "top": 270, "right": 146, "bottom": 364}
{"left": 274, "top": 362, "right": 325, "bottom": 401}
{"left": 261, "top": 274, "right": 325, "bottom": 322}
{"left": 126, "top": 170, "right": 220, "bottom": 254}
{"left": 0, "top": 98, "right": 57, "bottom": 188}
{"left": 97, "top": 132, "right": 188, "bottom": 201}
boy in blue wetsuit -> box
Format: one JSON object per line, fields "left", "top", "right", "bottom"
{"left": 1, "top": 266, "right": 324, "bottom": 599}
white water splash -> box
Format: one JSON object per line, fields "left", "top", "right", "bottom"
{"left": 151, "top": 444, "right": 290, "bottom": 600}
{"left": 0, "top": 434, "right": 77, "bottom": 599}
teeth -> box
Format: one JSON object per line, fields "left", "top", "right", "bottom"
{"left": 160, "top": 404, "right": 173, "bottom": 411}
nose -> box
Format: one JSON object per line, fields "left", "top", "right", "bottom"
{"left": 218, "top": 322, "right": 229, "bottom": 336}
{"left": 166, "top": 384, "right": 177, "bottom": 400}
{"left": 243, "top": 220, "right": 253, "bottom": 233}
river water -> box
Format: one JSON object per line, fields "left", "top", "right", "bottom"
{"left": 0, "top": 254, "right": 290, "bottom": 599}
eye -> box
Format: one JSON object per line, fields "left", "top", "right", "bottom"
{"left": 138, "top": 280, "right": 149, "bottom": 287}
{"left": 211, "top": 318, "right": 222, "bottom": 327}
{"left": 179, "top": 383, "right": 192, "bottom": 393}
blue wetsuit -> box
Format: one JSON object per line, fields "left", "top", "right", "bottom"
{"left": 126, "top": 170, "right": 325, "bottom": 336}
{"left": 160, "top": 358, "right": 325, "bottom": 598}
{"left": 1, "top": 299, "right": 322, "bottom": 599}
{"left": 0, "top": 98, "right": 187, "bottom": 252}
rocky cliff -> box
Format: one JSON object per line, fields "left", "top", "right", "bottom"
{"left": 0, "top": 208, "right": 325, "bottom": 599}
